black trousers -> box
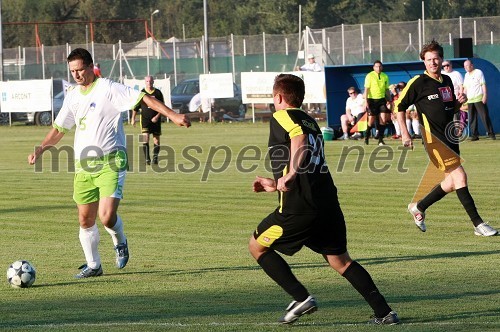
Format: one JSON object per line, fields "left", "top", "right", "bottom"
{"left": 468, "top": 102, "right": 495, "bottom": 137}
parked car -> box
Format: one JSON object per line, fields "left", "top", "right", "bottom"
{"left": 170, "top": 78, "right": 246, "bottom": 120}
{"left": 26, "top": 90, "right": 65, "bottom": 126}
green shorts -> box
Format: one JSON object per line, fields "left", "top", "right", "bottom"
{"left": 73, "top": 151, "right": 127, "bottom": 205}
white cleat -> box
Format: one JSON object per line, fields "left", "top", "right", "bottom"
{"left": 408, "top": 203, "right": 426, "bottom": 232}
{"left": 474, "top": 223, "right": 498, "bottom": 236}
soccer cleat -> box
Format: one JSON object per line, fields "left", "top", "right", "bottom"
{"left": 408, "top": 203, "right": 426, "bottom": 232}
{"left": 474, "top": 223, "right": 498, "bottom": 236}
{"left": 371, "top": 311, "right": 400, "bottom": 325}
{"left": 278, "top": 295, "right": 318, "bottom": 324}
{"left": 378, "top": 139, "right": 386, "bottom": 146}
{"left": 115, "top": 242, "right": 129, "bottom": 269}
{"left": 364, "top": 137, "right": 369, "bottom": 145}
{"left": 75, "top": 264, "right": 103, "bottom": 279}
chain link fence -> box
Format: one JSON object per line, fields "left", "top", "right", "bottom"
{"left": 2, "top": 16, "right": 499, "bottom": 85}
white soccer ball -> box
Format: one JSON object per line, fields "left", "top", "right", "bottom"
{"left": 6, "top": 260, "right": 36, "bottom": 288}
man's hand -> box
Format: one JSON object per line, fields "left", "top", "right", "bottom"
{"left": 401, "top": 133, "right": 414, "bottom": 150}
{"left": 457, "top": 91, "right": 468, "bottom": 105}
{"left": 171, "top": 113, "right": 191, "bottom": 128}
{"left": 253, "top": 176, "right": 276, "bottom": 193}
{"left": 276, "top": 173, "right": 296, "bottom": 192}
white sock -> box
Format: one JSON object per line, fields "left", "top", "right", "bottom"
{"left": 412, "top": 119, "right": 421, "bottom": 135}
{"left": 406, "top": 119, "right": 412, "bottom": 134}
{"left": 79, "top": 224, "right": 101, "bottom": 269}
{"left": 343, "top": 133, "right": 348, "bottom": 139}
{"left": 104, "top": 215, "right": 126, "bottom": 246}
{"left": 393, "top": 120, "right": 401, "bottom": 135}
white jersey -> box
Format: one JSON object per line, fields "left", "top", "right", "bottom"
{"left": 54, "top": 78, "right": 143, "bottom": 161}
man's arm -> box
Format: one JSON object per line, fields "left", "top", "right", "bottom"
{"left": 481, "top": 83, "right": 487, "bottom": 104}
{"left": 276, "top": 134, "right": 307, "bottom": 192}
{"left": 28, "top": 127, "right": 66, "bottom": 165}
{"left": 142, "top": 95, "right": 191, "bottom": 127}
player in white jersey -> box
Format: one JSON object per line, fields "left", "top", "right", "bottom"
{"left": 28, "top": 48, "right": 191, "bottom": 279}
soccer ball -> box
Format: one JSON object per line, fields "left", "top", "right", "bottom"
{"left": 6, "top": 260, "right": 36, "bottom": 288}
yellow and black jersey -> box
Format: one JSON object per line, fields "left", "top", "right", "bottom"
{"left": 395, "top": 72, "right": 459, "bottom": 154}
{"left": 134, "top": 88, "right": 164, "bottom": 121}
{"left": 268, "top": 108, "right": 338, "bottom": 215}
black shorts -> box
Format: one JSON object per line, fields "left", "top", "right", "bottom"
{"left": 141, "top": 117, "right": 162, "bottom": 136}
{"left": 253, "top": 204, "right": 347, "bottom": 256}
{"left": 367, "top": 98, "right": 389, "bottom": 116}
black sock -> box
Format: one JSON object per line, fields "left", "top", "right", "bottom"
{"left": 257, "top": 250, "right": 309, "bottom": 302}
{"left": 456, "top": 187, "right": 483, "bottom": 226}
{"left": 342, "top": 261, "right": 392, "bottom": 318}
{"left": 378, "top": 124, "right": 386, "bottom": 141}
{"left": 365, "top": 126, "right": 371, "bottom": 139}
{"left": 142, "top": 143, "right": 150, "bottom": 161}
{"left": 153, "top": 144, "right": 160, "bottom": 160}
{"left": 417, "top": 184, "right": 447, "bottom": 212}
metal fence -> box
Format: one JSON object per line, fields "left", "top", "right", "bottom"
{"left": 2, "top": 16, "right": 499, "bottom": 85}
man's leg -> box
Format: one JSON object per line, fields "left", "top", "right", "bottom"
{"left": 142, "top": 133, "right": 151, "bottom": 164}
{"left": 326, "top": 253, "right": 396, "bottom": 321}
{"left": 474, "top": 103, "right": 495, "bottom": 138}
{"left": 152, "top": 134, "right": 160, "bottom": 164}
{"left": 468, "top": 104, "right": 479, "bottom": 139}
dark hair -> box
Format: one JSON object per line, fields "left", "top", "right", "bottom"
{"left": 373, "top": 60, "right": 383, "bottom": 66}
{"left": 420, "top": 39, "right": 443, "bottom": 60}
{"left": 273, "top": 74, "right": 305, "bottom": 107}
{"left": 67, "top": 48, "right": 93, "bottom": 66}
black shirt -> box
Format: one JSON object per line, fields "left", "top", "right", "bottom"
{"left": 268, "top": 108, "right": 338, "bottom": 215}
{"left": 134, "top": 88, "right": 164, "bottom": 121}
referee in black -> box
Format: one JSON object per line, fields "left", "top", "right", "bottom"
{"left": 131, "top": 76, "right": 164, "bottom": 165}
{"left": 249, "top": 74, "right": 399, "bottom": 325}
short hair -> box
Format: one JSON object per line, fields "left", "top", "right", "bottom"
{"left": 273, "top": 74, "right": 305, "bottom": 108}
{"left": 67, "top": 48, "right": 93, "bottom": 66}
{"left": 420, "top": 39, "right": 443, "bottom": 60}
{"left": 347, "top": 86, "right": 358, "bottom": 93}
{"left": 373, "top": 60, "right": 383, "bottom": 66}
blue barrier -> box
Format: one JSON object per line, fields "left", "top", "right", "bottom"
{"left": 325, "top": 58, "right": 499, "bottom": 136}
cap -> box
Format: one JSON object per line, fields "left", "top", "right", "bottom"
{"left": 307, "top": 54, "right": 315, "bottom": 59}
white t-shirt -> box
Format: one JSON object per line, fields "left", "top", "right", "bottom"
{"left": 300, "top": 62, "right": 322, "bottom": 72}
{"left": 345, "top": 94, "right": 365, "bottom": 118}
{"left": 442, "top": 70, "right": 463, "bottom": 96}
{"left": 54, "top": 78, "right": 143, "bottom": 161}
{"left": 463, "top": 69, "right": 485, "bottom": 103}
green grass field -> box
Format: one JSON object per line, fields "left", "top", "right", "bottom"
{"left": 0, "top": 123, "right": 499, "bottom": 331}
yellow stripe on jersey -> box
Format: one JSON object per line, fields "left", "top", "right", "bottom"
{"left": 279, "top": 165, "right": 288, "bottom": 213}
{"left": 256, "top": 225, "right": 284, "bottom": 248}
{"left": 394, "top": 75, "right": 419, "bottom": 113}
{"left": 273, "top": 109, "right": 304, "bottom": 138}
{"left": 421, "top": 113, "right": 433, "bottom": 144}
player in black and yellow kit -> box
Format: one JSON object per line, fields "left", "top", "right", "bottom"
{"left": 131, "top": 76, "right": 165, "bottom": 165}
{"left": 248, "top": 74, "right": 399, "bottom": 325}
{"left": 395, "top": 40, "right": 497, "bottom": 236}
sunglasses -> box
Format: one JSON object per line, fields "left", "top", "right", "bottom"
{"left": 348, "top": 92, "right": 356, "bottom": 95}
{"left": 442, "top": 64, "right": 450, "bottom": 68}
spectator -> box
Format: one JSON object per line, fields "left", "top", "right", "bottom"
{"left": 463, "top": 59, "right": 496, "bottom": 141}
{"left": 93, "top": 62, "right": 102, "bottom": 78}
{"left": 296, "top": 54, "right": 322, "bottom": 113}
{"left": 388, "top": 84, "right": 401, "bottom": 139}
{"left": 442, "top": 61, "right": 466, "bottom": 134}
{"left": 340, "top": 87, "right": 364, "bottom": 140}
